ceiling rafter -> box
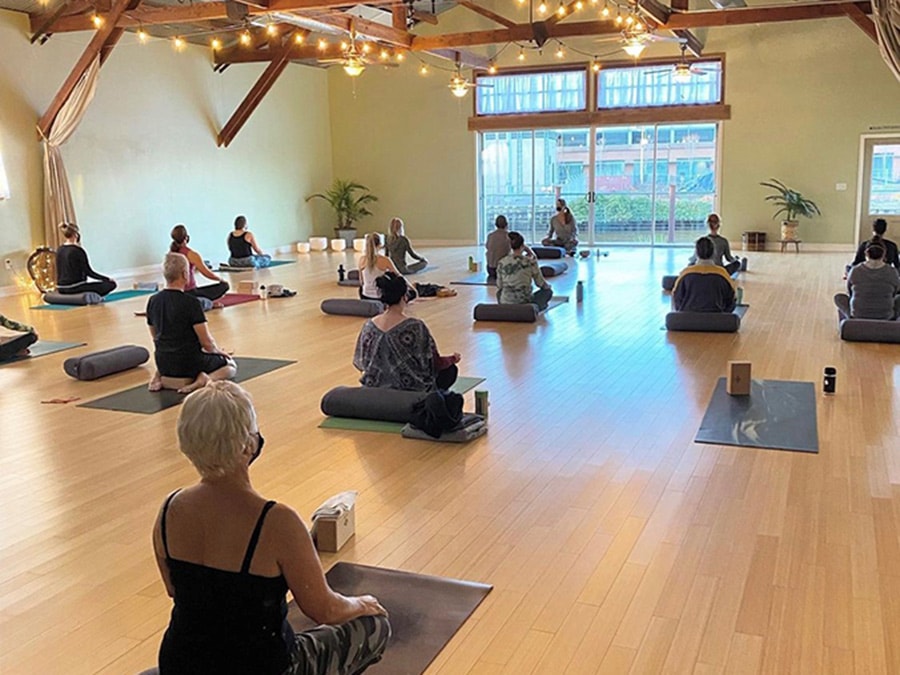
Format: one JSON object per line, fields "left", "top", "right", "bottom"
{"left": 455, "top": 0, "right": 516, "bottom": 28}
{"left": 840, "top": 2, "right": 877, "bottom": 41}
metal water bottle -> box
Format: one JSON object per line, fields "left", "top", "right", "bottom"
{"left": 823, "top": 367, "right": 837, "bottom": 395}
{"left": 259, "top": 285, "right": 268, "bottom": 300}
{"left": 576, "top": 280, "right": 584, "bottom": 303}
{"left": 474, "top": 390, "right": 489, "bottom": 421}
{"left": 338, "top": 264, "right": 345, "bottom": 282}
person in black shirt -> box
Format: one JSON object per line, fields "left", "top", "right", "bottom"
{"left": 146, "top": 253, "right": 236, "bottom": 393}
{"left": 227, "top": 215, "right": 271, "bottom": 268}
{"left": 673, "top": 237, "right": 737, "bottom": 313}
{"left": 55, "top": 223, "right": 117, "bottom": 296}
{"left": 848, "top": 218, "right": 900, "bottom": 274}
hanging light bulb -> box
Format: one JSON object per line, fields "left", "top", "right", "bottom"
{"left": 395, "top": 51, "right": 405, "bottom": 62}
{"left": 555, "top": 44, "right": 565, "bottom": 58}
{"left": 575, "top": 0, "right": 584, "bottom": 9}
{"left": 538, "top": 1, "right": 548, "bottom": 14}
{"left": 615, "top": 13, "right": 624, "bottom": 25}
{"left": 488, "top": 61, "right": 497, "bottom": 74}
{"left": 210, "top": 37, "right": 222, "bottom": 51}
{"left": 91, "top": 13, "right": 103, "bottom": 28}
{"left": 517, "top": 47, "right": 526, "bottom": 61}
{"left": 419, "top": 63, "right": 429, "bottom": 75}
{"left": 379, "top": 49, "right": 389, "bottom": 60}
{"left": 318, "top": 38, "right": 328, "bottom": 51}
{"left": 634, "top": 21, "right": 643, "bottom": 30}
{"left": 601, "top": 4, "right": 610, "bottom": 17}
{"left": 449, "top": 74, "right": 470, "bottom": 98}
{"left": 361, "top": 42, "right": 371, "bottom": 53}
{"left": 294, "top": 33, "right": 305, "bottom": 44}
{"left": 266, "top": 22, "right": 277, "bottom": 36}
{"left": 625, "top": 14, "right": 634, "bottom": 25}
{"left": 239, "top": 30, "right": 252, "bottom": 46}
{"left": 339, "top": 40, "right": 348, "bottom": 51}
{"left": 173, "top": 36, "right": 186, "bottom": 50}
{"left": 591, "top": 59, "right": 601, "bottom": 73}
{"left": 556, "top": 1, "right": 567, "bottom": 16}
{"left": 137, "top": 28, "right": 148, "bottom": 43}
{"left": 343, "top": 55, "right": 365, "bottom": 77}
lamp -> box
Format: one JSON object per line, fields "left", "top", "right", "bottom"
{"left": 343, "top": 55, "right": 365, "bottom": 77}
{"left": 449, "top": 74, "right": 470, "bottom": 98}
{"left": 672, "top": 63, "right": 692, "bottom": 83}
{"left": 622, "top": 38, "right": 646, "bottom": 57}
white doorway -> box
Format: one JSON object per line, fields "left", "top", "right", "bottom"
{"left": 856, "top": 134, "right": 900, "bottom": 243}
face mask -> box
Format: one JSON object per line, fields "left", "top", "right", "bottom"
{"left": 250, "top": 432, "right": 265, "bottom": 465}
{"left": 556, "top": 207, "right": 563, "bottom": 212}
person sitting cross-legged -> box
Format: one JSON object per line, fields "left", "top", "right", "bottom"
{"left": 688, "top": 213, "right": 741, "bottom": 276}
{"left": 485, "top": 215, "right": 512, "bottom": 281}
{"left": 56, "top": 222, "right": 117, "bottom": 297}
{"left": 146, "top": 253, "right": 237, "bottom": 394}
{"left": 673, "top": 236, "right": 737, "bottom": 313}
{"left": 170, "top": 224, "right": 229, "bottom": 303}
{"left": 834, "top": 238, "right": 900, "bottom": 321}
{"left": 0, "top": 315, "right": 38, "bottom": 362}
{"left": 846, "top": 218, "right": 900, "bottom": 276}
{"left": 153, "top": 381, "right": 391, "bottom": 675}
{"left": 386, "top": 217, "right": 428, "bottom": 275}
{"left": 497, "top": 231, "right": 553, "bottom": 311}
{"left": 354, "top": 272, "right": 460, "bottom": 392}
{"left": 227, "top": 215, "right": 272, "bottom": 268}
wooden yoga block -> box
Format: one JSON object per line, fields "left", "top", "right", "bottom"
{"left": 315, "top": 503, "right": 356, "bottom": 552}
{"left": 727, "top": 361, "right": 752, "bottom": 396}
{"left": 237, "top": 280, "right": 260, "bottom": 295}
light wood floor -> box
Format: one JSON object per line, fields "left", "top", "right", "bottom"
{"left": 1, "top": 246, "right": 898, "bottom": 674}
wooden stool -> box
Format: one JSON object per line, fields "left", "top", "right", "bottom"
{"left": 779, "top": 239, "right": 802, "bottom": 253}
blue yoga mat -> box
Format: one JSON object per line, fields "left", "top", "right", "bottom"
{"left": 31, "top": 288, "right": 154, "bottom": 310}
{"left": 0, "top": 340, "right": 86, "bottom": 366}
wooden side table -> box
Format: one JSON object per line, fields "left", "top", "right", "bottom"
{"left": 779, "top": 239, "right": 802, "bottom": 253}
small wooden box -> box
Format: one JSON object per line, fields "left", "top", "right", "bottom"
{"left": 742, "top": 231, "right": 766, "bottom": 252}
{"left": 727, "top": 361, "right": 752, "bottom": 396}
{"left": 238, "top": 280, "right": 259, "bottom": 295}
{"left": 315, "top": 504, "right": 356, "bottom": 552}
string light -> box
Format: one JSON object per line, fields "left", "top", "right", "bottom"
{"left": 555, "top": 44, "right": 565, "bottom": 58}
{"left": 419, "top": 63, "right": 429, "bottom": 75}
{"left": 294, "top": 33, "right": 304, "bottom": 44}
{"left": 318, "top": 38, "right": 328, "bottom": 50}
{"left": 173, "top": 36, "right": 186, "bottom": 50}
{"left": 556, "top": 1, "right": 566, "bottom": 16}
{"left": 517, "top": 47, "right": 526, "bottom": 61}
{"left": 91, "top": 13, "right": 103, "bottom": 28}
{"left": 239, "top": 30, "right": 252, "bottom": 46}
{"left": 361, "top": 42, "right": 371, "bottom": 53}
{"left": 575, "top": 0, "right": 584, "bottom": 9}
{"left": 379, "top": 49, "right": 389, "bottom": 60}
{"left": 538, "top": 1, "right": 547, "bottom": 13}
{"left": 339, "top": 40, "right": 348, "bottom": 51}
{"left": 266, "top": 22, "right": 278, "bottom": 36}
{"left": 488, "top": 61, "right": 497, "bottom": 74}
{"left": 601, "top": 5, "right": 610, "bottom": 17}
{"left": 210, "top": 37, "right": 222, "bottom": 50}
{"left": 137, "top": 28, "right": 148, "bottom": 43}
{"left": 395, "top": 51, "right": 405, "bottom": 62}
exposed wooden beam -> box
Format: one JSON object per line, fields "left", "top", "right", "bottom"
{"left": 673, "top": 28, "right": 703, "bottom": 56}
{"left": 456, "top": 0, "right": 516, "bottom": 28}
{"left": 428, "top": 48, "right": 492, "bottom": 69}
{"left": 545, "top": 0, "right": 584, "bottom": 25}
{"left": 841, "top": 2, "right": 878, "bottom": 42}
{"left": 670, "top": 0, "right": 689, "bottom": 10}
{"left": 37, "top": 0, "right": 136, "bottom": 136}
{"left": 391, "top": 3, "right": 406, "bottom": 30}
{"left": 218, "top": 30, "right": 297, "bottom": 147}
{"left": 306, "top": 13, "right": 412, "bottom": 46}
{"left": 30, "top": 0, "right": 74, "bottom": 43}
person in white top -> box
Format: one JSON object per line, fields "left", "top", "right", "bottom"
{"left": 357, "top": 233, "right": 416, "bottom": 302}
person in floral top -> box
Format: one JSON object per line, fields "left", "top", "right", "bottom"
{"left": 496, "top": 231, "right": 553, "bottom": 310}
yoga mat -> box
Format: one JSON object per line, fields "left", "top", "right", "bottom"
{"left": 318, "top": 377, "right": 486, "bottom": 434}
{"left": 0, "top": 340, "right": 85, "bottom": 366}
{"left": 450, "top": 274, "right": 496, "bottom": 287}
{"left": 735, "top": 304, "right": 749, "bottom": 318}
{"left": 287, "top": 562, "right": 492, "bottom": 675}
{"left": 218, "top": 293, "right": 260, "bottom": 307}
{"left": 695, "top": 378, "right": 819, "bottom": 453}
{"left": 217, "top": 260, "right": 296, "bottom": 272}
{"left": 542, "top": 296, "right": 569, "bottom": 312}
{"left": 78, "top": 357, "right": 295, "bottom": 414}
{"left": 29, "top": 303, "right": 77, "bottom": 311}
{"left": 30, "top": 289, "right": 154, "bottom": 310}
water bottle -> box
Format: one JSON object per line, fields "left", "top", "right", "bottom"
{"left": 474, "top": 390, "right": 489, "bottom": 421}
{"left": 736, "top": 287, "right": 744, "bottom": 305}
{"left": 338, "top": 264, "right": 345, "bottom": 282}
{"left": 468, "top": 255, "right": 475, "bottom": 272}
{"left": 259, "top": 285, "right": 268, "bottom": 300}
{"left": 576, "top": 280, "right": 584, "bottom": 303}
{"left": 823, "top": 367, "right": 836, "bottom": 395}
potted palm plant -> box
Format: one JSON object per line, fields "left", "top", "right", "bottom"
{"left": 760, "top": 178, "right": 821, "bottom": 241}
{"left": 306, "top": 179, "right": 378, "bottom": 246}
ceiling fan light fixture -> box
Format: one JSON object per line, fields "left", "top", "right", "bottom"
{"left": 672, "top": 64, "right": 692, "bottom": 83}
{"left": 343, "top": 58, "right": 365, "bottom": 77}
{"left": 449, "top": 74, "right": 470, "bottom": 98}
{"left": 622, "top": 39, "right": 645, "bottom": 57}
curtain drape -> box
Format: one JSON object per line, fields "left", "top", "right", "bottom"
{"left": 873, "top": 0, "right": 900, "bottom": 84}
{"left": 40, "top": 56, "right": 100, "bottom": 249}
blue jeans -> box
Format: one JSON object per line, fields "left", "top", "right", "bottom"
{"left": 229, "top": 255, "right": 272, "bottom": 268}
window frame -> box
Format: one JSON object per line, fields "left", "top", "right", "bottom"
{"left": 595, "top": 54, "right": 725, "bottom": 110}
{"left": 473, "top": 65, "right": 590, "bottom": 117}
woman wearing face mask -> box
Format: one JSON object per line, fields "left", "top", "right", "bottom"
{"left": 542, "top": 198, "right": 578, "bottom": 256}
{"left": 152, "top": 381, "right": 391, "bottom": 675}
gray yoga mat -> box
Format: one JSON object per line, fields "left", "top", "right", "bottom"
{"left": 78, "top": 357, "right": 295, "bottom": 414}
{"left": 287, "top": 562, "right": 492, "bottom": 675}
{"left": 0, "top": 340, "right": 85, "bottom": 366}
{"left": 695, "top": 378, "right": 819, "bottom": 453}
{"left": 543, "top": 296, "right": 569, "bottom": 312}
{"left": 450, "top": 274, "right": 496, "bottom": 287}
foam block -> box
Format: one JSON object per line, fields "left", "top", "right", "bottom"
{"left": 473, "top": 303, "right": 539, "bottom": 323}
{"left": 539, "top": 260, "right": 568, "bottom": 277}
{"left": 320, "top": 298, "right": 383, "bottom": 317}
{"left": 42, "top": 291, "right": 103, "bottom": 305}
{"left": 321, "top": 385, "right": 427, "bottom": 423}
{"left": 531, "top": 246, "right": 566, "bottom": 259}
{"left": 662, "top": 275, "right": 677, "bottom": 291}
{"left": 64, "top": 345, "right": 150, "bottom": 380}
{"left": 665, "top": 311, "right": 741, "bottom": 333}
{"left": 839, "top": 318, "right": 900, "bottom": 343}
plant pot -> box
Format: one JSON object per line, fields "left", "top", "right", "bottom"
{"left": 781, "top": 221, "right": 799, "bottom": 241}
{"left": 334, "top": 228, "right": 357, "bottom": 248}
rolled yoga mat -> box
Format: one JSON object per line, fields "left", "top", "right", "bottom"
{"left": 288, "top": 562, "right": 492, "bottom": 675}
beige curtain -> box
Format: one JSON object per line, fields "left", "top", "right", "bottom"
{"left": 873, "top": 0, "right": 900, "bottom": 84}
{"left": 41, "top": 56, "right": 100, "bottom": 249}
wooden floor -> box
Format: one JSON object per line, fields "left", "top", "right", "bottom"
{"left": 1, "top": 246, "right": 898, "bottom": 674}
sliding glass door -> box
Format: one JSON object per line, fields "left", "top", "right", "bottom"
{"left": 478, "top": 122, "right": 719, "bottom": 246}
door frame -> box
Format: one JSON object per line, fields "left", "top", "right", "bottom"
{"left": 854, "top": 133, "right": 900, "bottom": 244}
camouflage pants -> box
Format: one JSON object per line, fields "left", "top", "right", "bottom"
{"left": 285, "top": 615, "right": 391, "bottom": 675}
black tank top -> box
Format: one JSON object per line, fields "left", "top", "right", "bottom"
{"left": 228, "top": 232, "right": 254, "bottom": 259}
{"left": 158, "top": 491, "right": 293, "bottom": 675}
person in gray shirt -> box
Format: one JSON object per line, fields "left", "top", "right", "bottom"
{"left": 485, "top": 215, "right": 512, "bottom": 280}
{"left": 688, "top": 213, "right": 742, "bottom": 275}
{"left": 834, "top": 239, "right": 900, "bottom": 320}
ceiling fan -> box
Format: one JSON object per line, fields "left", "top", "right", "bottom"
{"left": 650, "top": 45, "right": 716, "bottom": 81}
{"left": 317, "top": 24, "right": 397, "bottom": 76}
{"left": 596, "top": 26, "right": 686, "bottom": 57}
{"left": 447, "top": 63, "right": 494, "bottom": 98}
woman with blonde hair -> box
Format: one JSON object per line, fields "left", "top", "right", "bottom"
{"left": 170, "top": 224, "right": 229, "bottom": 302}
{"left": 358, "top": 232, "right": 415, "bottom": 302}
{"left": 386, "top": 217, "right": 427, "bottom": 275}
{"left": 152, "top": 381, "right": 390, "bottom": 674}
{"left": 55, "top": 223, "right": 117, "bottom": 296}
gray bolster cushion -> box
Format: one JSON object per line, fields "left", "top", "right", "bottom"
{"left": 539, "top": 261, "right": 568, "bottom": 277}
{"left": 665, "top": 311, "right": 741, "bottom": 333}
{"left": 64, "top": 345, "right": 150, "bottom": 380}
{"left": 321, "top": 385, "right": 426, "bottom": 422}
{"left": 338, "top": 270, "right": 361, "bottom": 287}
{"left": 531, "top": 246, "right": 566, "bottom": 259}
{"left": 43, "top": 291, "right": 103, "bottom": 305}
{"left": 840, "top": 318, "right": 900, "bottom": 343}
{"left": 474, "top": 303, "right": 539, "bottom": 323}
{"left": 320, "top": 298, "right": 383, "bottom": 317}
{"left": 662, "top": 275, "right": 677, "bottom": 291}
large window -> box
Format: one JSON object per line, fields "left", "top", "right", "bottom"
{"left": 475, "top": 69, "right": 587, "bottom": 115}
{"left": 597, "top": 60, "right": 723, "bottom": 109}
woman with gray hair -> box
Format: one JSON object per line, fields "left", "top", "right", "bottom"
{"left": 153, "top": 381, "right": 391, "bottom": 674}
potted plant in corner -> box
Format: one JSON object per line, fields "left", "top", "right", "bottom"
{"left": 306, "top": 179, "right": 378, "bottom": 247}
{"left": 760, "top": 178, "right": 821, "bottom": 241}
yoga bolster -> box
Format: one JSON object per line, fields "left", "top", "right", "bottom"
{"left": 321, "top": 385, "right": 426, "bottom": 423}
{"left": 64, "top": 345, "right": 150, "bottom": 380}
{"left": 473, "top": 303, "right": 539, "bottom": 323}
{"left": 839, "top": 318, "right": 900, "bottom": 343}
{"left": 530, "top": 246, "right": 566, "bottom": 259}
{"left": 338, "top": 270, "right": 361, "bottom": 287}
{"left": 136, "top": 669, "right": 159, "bottom": 675}
{"left": 662, "top": 275, "right": 677, "bottom": 291}
{"left": 320, "top": 298, "right": 383, "bottom": 317}
{"left": 665, "top": 311, "right": 740, "bottom": 333}
{"left": 539, "top": 261, "right": 568, "bottom": 277}
{"left": 42, "top": 291, "right": 103, "bottom": 305}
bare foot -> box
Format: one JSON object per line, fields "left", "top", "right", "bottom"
{"left": 148, "top": 373, "right": 162, "bottom": 392}
{"left": 212, "top": 301, "right": 225, "bottom": 309}
{"left": 177, "top": 372, "right": 210, "bottom": 394}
